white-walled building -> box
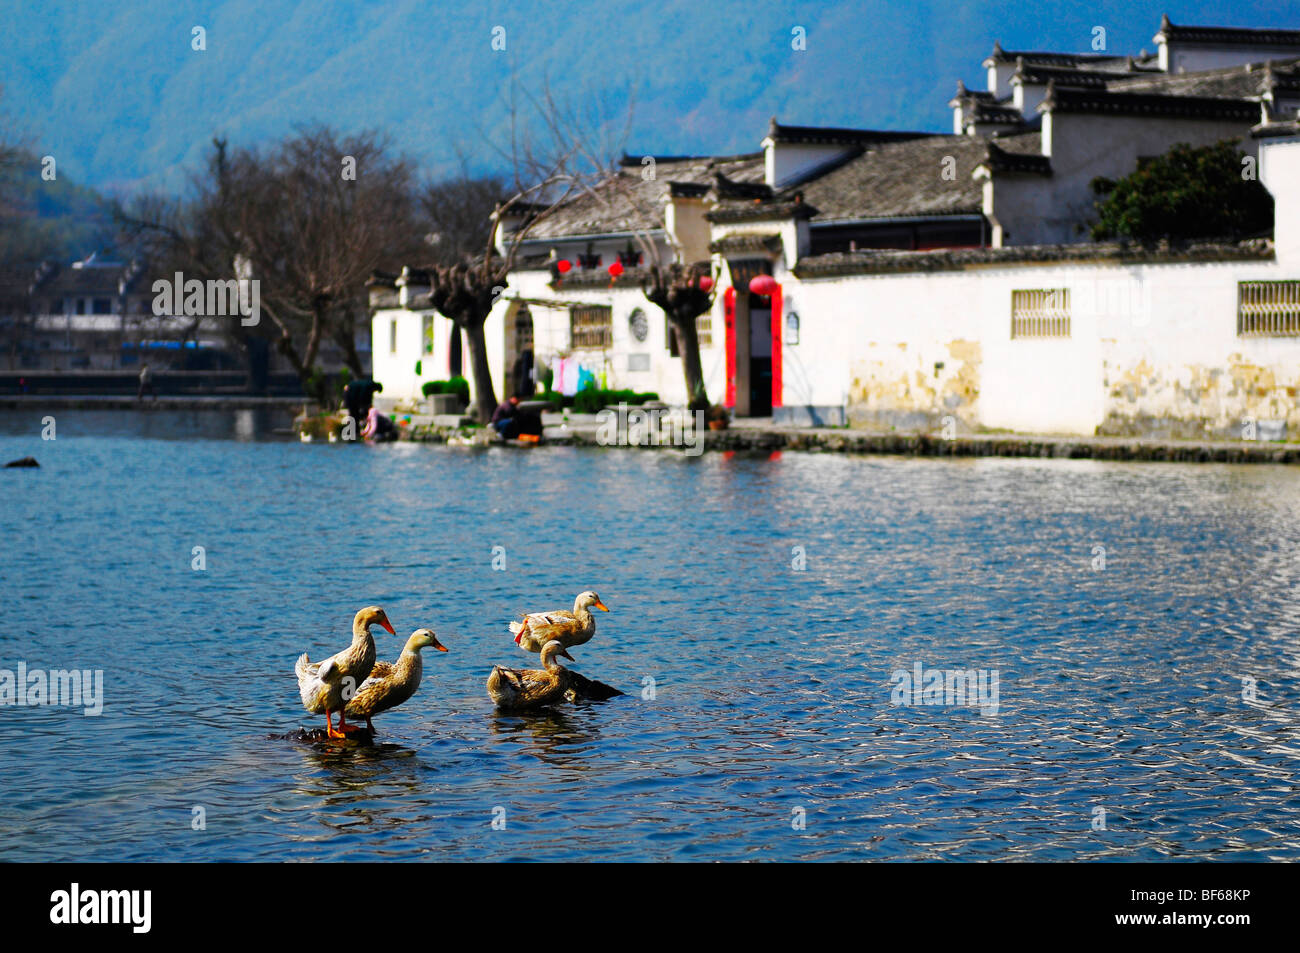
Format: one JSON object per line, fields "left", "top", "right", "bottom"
{"left": 372, "top": 16, "right": 1300, "bottom": 438}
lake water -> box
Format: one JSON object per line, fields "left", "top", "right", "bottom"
{"left": 1, "top": 409, "right": 1298, "bottom": 861}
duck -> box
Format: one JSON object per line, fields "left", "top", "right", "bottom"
{"left": 487, "top": 640, "right": 576, "bottom": 711}
{"left": 295, "top": 605, "right": 394, "bottom": 739}
{"left": 510, "top": 590, "right": 609, "bottom": 654}
{"left": 344, "top": 628, "right": 448, "bottom": 733}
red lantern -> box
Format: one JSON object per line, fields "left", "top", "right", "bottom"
{"left": 608, "top": 261, "right": 624, "bottom": 278}
{"left": 556, "top": 259, "right": 571, "bottom": 274}
{"left": 749, "top": 274, "right": 778, "bottom": 296}
{"left": 698, "top": 276, "right": 714, "bottom": 292}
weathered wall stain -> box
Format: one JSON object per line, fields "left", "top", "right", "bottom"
{"left": 847, "top": 339, "right": 981, "bottom": 431}
{"left": 1099, "top": 353, "right": 1300, "bottom": 438}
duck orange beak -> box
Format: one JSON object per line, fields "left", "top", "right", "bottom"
{"left": 594, "top": 600, "right": 610, "bottom": 612}
{"left": 381, "top": 618, "right": 396, "bottom": 635}
{"left": 434, "top": 641, "right": 449, "bottom": 652}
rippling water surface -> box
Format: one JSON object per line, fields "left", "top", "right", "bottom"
{"left": 1, "top": 409, "right": 1298, "bottom": 861}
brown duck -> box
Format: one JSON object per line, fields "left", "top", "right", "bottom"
{"left": 295, "top": 605, "right": 394, "bottom": 739}
{"left": 487, "top": 640, "right": 575, "bottom": 711}
{"left": 510, "top": 590, "right": 609, "bottom": 653}
{"left": 344, "top": 628, "right": 448, "bottom": 733}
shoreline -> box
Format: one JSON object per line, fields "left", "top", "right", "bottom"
{"left": 4, "top": 397, "right": 1298, "bottom": 463}
{"left": 402, "top": 414, "right": 1300, "bottom": 464}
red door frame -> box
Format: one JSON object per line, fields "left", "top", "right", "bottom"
{"left": 724, "top": 287, "right": 736, "bottom": 408}
{"left": 724, "top": 282, "right": 783, "bottom": 411}
{"left": 770, "top": 285, "right": 783, "bottom": 409}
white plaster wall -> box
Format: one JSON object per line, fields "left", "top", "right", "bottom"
{"left": 1262, "top": 135, "right": 1300, "bottom": 264}
{"left": 1166, "top": 45, "right": 1300, "bottom": 75}
{"left": 370, "top": 307, "right": 475, "bottom": 404}
{"left": 493, "top": 268, "right": 726, "bottom": 405}
{"left": 787, "top": 254, "right": 1300, "bottom": 436}
{"left": 994, "top": 111, "right": 1261, "bottom": 246}
{"left": 766, "top": 142, "right": 853, "bottom": 188}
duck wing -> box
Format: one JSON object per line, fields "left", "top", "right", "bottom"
{"left": 367, "top": 660, "right": 395, "bottom": 681}
{"left": 513, "top": 610, "right": 580, "bottom": 649}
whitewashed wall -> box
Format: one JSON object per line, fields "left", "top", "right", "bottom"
{"left": 489, "top": 268, "right": 727, "bottom": 405}
{"left": 788, "top": 249, "right": 1298, "bottom": 437}
{"left": 369, "top": 306, "right": 468, "bottom": 405}
{"left": 987, "top": 111, "right": 1261, "bottom": 247}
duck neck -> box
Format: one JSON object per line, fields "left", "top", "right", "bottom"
{"left": 395, "top": 648, "right": 422, "bottom": 679}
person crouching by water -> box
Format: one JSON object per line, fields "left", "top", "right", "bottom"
{"left": 491, "top": 394, "right": 542, "bottom": 443}
{"left": 361, "top": 405, "right": 398, "bottom": 443}
{"left": 343, "top": 378, "right": 383, "bottom": 428}
{"left": 136, "top": 363, "right": 156, "bottom": 401}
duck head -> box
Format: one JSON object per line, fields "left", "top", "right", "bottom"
{"left": 408, "top": 628, "right": 448, "bottom": 653}
{"left": 575, "top": 591, "right": 610, "bottom": 613}
{"left": 541, "top": 639, "right": 576, "bottom": 667}
{"left": 355, "top": 605, "right": 397, "bottom": 635}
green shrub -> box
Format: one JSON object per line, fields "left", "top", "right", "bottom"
{"left": 421, "top": 376, "right": 470, "bottom": 405}
{"left": 571, "top": 381, "right": 659, "bottom": 414}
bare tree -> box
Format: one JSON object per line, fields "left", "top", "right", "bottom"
{"left": 643, "top": 263, "right": 715, "bottom": 409}
{"left": 120, "top": 128, "right": 428, "bottom": 403}
{"left": 521, "top": 88, "right": 718, "bottom": 409}
{"left": 422, "top": 83, "right": 613, "bottom": 422}
{"left": 421, "top": 168, "right": 507, "bottom": 266}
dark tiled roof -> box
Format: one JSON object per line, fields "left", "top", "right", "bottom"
{"left": 784, "top": 134, "right": 1029, "bottom": 221}
{"left": 1254, "top": 117, "right": 1300, "bottom": 138}
{"left": 706, "top": 199, "right": 818, "bottom": 224}
{"left": 948, "top": 81, "right": 999, "bottom": 106}
{"left": 708, "top": 233, "right": 783, "bottom": 255}
{"left": 980, "top": 140, "right": 1052, "bottom": 175}
{"left": 969, "top": 101, "right": 1024, "bottom": 124}
{"left": 765, "top": 119, "right": 931, "bottom": 146}
{"left": 1040, "top": 85, "right": 1262, "bottom": 120}
{"left": 1156, "top": 16, "right": 1300, "bottom": 48}
{"left": 523, "top": 153, "right": 765, "bottom": 240}
{"left": 794, "top": 238, "right": 1273, "bottom": 278}
{"left": 667, "top": 181, "right": 710, "bottom": 198}
{"left": 397, "top": 267, "right": 432, "bottom": 285}
{"left": 1013, "top": 63, "right": 1113, "bottom": 88}
{"left": 369, "top": 288, "right": 400, "bottom": 309}
{"left": 983, "top": 41, "right": 1123, "bottom": 69}
{"left": 1107, "top": 58, "right": 1300, "bottom": 99}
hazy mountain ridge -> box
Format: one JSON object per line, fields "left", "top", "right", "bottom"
{"left": 3, "top": 0, "right": 1296, "bottom": 192}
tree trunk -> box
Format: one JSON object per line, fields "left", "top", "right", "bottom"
{"left": 671, "top": 313, "right": 709, "bottom": 410}
{"left": 463, "top": 316, "right": 498, "bottom": 423}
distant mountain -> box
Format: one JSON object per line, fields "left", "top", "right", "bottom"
{"left": 0, "top": 149, "right": 113, "bottom": 264}
{"left": 2, "top": 0, "right": 1296, "bottom": 193}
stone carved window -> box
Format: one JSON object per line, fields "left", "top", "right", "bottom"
{"left": 1238, "top": 280, "right": 1300, "bottom": 337}
{"left": 1011, "top": 288, "right": 1070, "bottom": 339}
{"left": 570, "top": 304, "right": 613, "bottom": 349}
